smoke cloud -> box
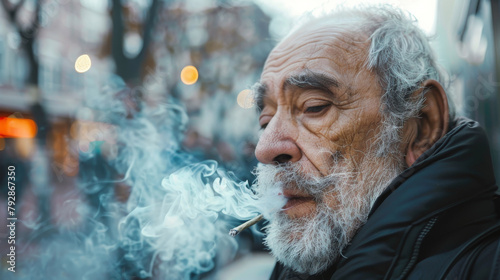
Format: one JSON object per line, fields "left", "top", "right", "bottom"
{"left": 2, "top": 76, "right": 284, "bottom": 279}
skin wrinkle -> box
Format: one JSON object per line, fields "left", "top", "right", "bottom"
{"left": 298, "top": 118, "right": 337, "bottom": 175}
{"left": 266, "top": 99, "right": 374, "bottom": 174}
{"left": 262, "top": 30, "right": 366, "bottom": 79}
{"left": 319, "top": 103, "right": 381, "bottom": 169}
{"left": 257, "top": 38, "right": 370, "bottom": 114}
{"left": 282, "top": 99, "right": 329, "bottom": 176}
{"left": 253, "top": 54, "right": 361, "bottom": 112}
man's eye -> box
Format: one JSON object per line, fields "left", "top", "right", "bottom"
{"left": 305, "top": 104, "right": 330, "bottom": 113}
{"left": 260, "top": 123, "right": 268, "bottom": 130}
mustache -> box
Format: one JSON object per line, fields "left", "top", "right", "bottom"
{"left": 253, "top": 162, "right": 352, "bottom": 200}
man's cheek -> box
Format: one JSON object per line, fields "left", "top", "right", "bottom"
{"left": 332, "top": 125, "right": 378, "bottom": 166}
{"left": 322, "top": 189, "right": 341, "bottom": 210}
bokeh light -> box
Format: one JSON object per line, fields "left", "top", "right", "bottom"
{"left": 75, "top": 54, "right": 92, "bottom": 73}
{"left": 0, "top": 117, "right": 37, "bottom": 138}
{"left": 237, "top": 89, "right": 254, "bottom": 108}
{"left": 15, "top": 138, "right": 35, "bottom": 159}
{"left": 180, "top": 65, "right": 199, "bottom": 85}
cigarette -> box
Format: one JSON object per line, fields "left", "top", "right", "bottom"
{"left": 229, "top": 214, "right": 264, "bottom": 237}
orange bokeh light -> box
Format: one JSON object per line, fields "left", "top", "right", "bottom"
{"left": 0, "top": 117, "right": 37, "bottom": 138}
{"left": 180, "top": 65, "right": 199, "bottom": 85}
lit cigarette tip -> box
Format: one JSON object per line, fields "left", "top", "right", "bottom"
{"left": 228, "top": 214, "right": 264, "bottom": 237}
{"left": 229, "top": 229, "right": 239, "bottom": 237}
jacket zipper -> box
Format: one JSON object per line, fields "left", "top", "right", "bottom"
{"left": 398, "top": 216, "right": 439, "bottom": 279}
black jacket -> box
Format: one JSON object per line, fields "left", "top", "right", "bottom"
{"left": 270, "top": 118, "right": 500, "bottom": 280}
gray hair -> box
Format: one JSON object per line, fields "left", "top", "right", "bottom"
{"left": 360, "top": 6, "right": 445, "bottom": 123}
{"left": 315, "top": 5, "right": 450, "bottom": 155}
{"left": 356, "top": 5, "right": 450, "bottom": 156}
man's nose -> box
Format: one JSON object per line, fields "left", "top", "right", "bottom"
{"left": 255, "top": 115, "right": 301, "bottom": 164}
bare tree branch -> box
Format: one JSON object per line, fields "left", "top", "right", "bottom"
{"left": 110, "top": 0, "right": 161, "bottom": 83}
{"left": 111, "top": 0, "right": 125, "bottom": 64}
{"left": 138, "top": 0, "right": 159, "bottom": 60}
{"left": 31, "top": 0, "right": 42, "bottom": 35}
{"left": 0, "top": 0, "right": 41, "bottom": 85}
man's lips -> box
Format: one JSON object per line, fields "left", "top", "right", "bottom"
{"left": 283, "top": 197, "right": 315, "bottom": 210}
{"left": 281, "top": 189, "right": 315, "bottom": 211}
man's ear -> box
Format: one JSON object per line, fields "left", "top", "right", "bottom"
{"left": 404, "top": 80, "right": 449, "bottom": 167}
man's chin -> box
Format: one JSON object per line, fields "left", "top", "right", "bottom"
{"left": 265, "top": 206, "right": 339, "bottom": 275}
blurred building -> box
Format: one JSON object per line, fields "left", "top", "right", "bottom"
{"left": 0, "top": 0, "right": 272, "bottom": 184}
{"left": 0, "top": 0, "right": 273, "bottom": 278}
{"left": 158, "top": 2, "right": 273, "bottom": 180}
{"left": 434, "top": 0, "right": 500, "bottom": 181}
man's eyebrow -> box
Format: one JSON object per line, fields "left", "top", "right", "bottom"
{"left": 251, "top": 71, "right": 340, "bottom": 112}
{"left": 251, "top": 82, "right": 267, "bottom": 111}
{"left": 284, "top": 70, "right": 340, "bottom": 95}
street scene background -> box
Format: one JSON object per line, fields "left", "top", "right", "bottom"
{"left": 0, "top": 0, "right": 498, "bottom": 279}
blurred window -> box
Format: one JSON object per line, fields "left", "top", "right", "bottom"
{"left": 40, "top": 61, "right": 61, "bottom": 95}
{"left": 13, "top": 55, "right": 27, "bottom": 89}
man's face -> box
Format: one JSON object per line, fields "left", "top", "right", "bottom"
{"left": 255, "top": 23, "right": 386, "bottom": 218}
{"left": 253, "top": 22, "right": 406, "bottom": 275}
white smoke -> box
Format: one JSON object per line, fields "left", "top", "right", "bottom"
{"left": 2, "top": 76, "right": 284, "bottom": 279}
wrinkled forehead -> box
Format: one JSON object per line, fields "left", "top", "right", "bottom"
{"left": 286, "top": 15, "right": 369, "bottom": 53}
{"left": 265, "top": 16, "right": 370, "bottom": 76}
{"left": 255, "top": 17, "right": 372, "bottom": 109}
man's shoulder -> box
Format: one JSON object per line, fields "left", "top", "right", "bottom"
{"left": 410, "top": 220, "right": 500, "bottom": 280}
{"left": 268, "top": 223, "right": 500, "bottom": 280}
{"left": 447, "top": 237, "right": 500, "bottom": 279}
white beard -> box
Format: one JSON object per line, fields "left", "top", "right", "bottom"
{"left": 253, "top": 128, "right": 405, "bottom": 275}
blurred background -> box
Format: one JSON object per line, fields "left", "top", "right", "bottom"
{"left": 0, "top": 0, "right": 498, "bottom": 279}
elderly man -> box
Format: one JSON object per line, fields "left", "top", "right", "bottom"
{"left": 252, "top": 5, "right": 500, "bottom": 279}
